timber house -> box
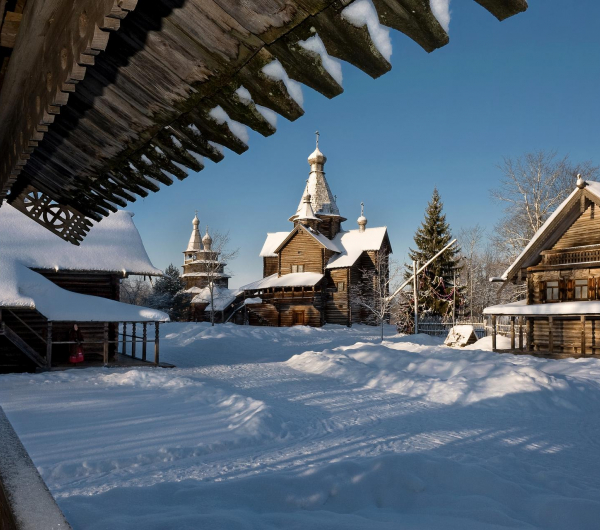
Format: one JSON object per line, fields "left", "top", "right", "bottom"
{"left": 241, "top": 137, "right": 391, "bottom": 327}
{"left": 0, "top": 203, "right": 168, "bottom": 372}
{"left": 485, "top": 177, "right": 600, "bottom": 356}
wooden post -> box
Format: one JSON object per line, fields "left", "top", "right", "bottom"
{"left": 103, "top": 322, "right": 109, "bottom": 365}
{"left": 46, "top": 322, "right": 52, "bottom": 370}
{"left": 527, "top": 318, "right": 533, "bottom": 352}
{"left": 518, "top": 317, "right": 524, "bottom": 351}
{"left": 154, "top": 322, "right": 160, "bottom": 366}
{"left": 491, "top": 315, "right": 497, "bottom": 351}
{"left": 131, "top": 322, "right": 136, "bottom": 358}
{"left": 581, "top": 315, "right": 586, "bottom": 355}
{"left": 548, "top": 316, "right": 553, "bottom": 353}
{"left": 413, "top": 260, "right": 418, "bottom": 334}
{"left": 122, "top": 322, "right": 127, "bottom": 355}
{"left": 142, "top": 322, "right": 147, "bottom": 361}
{"left": 510, "top": 316, "right": 515, "bottom": 350}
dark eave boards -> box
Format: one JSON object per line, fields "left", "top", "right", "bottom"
{"left": 0, "top": 0, "right": 527, "bottom": 243}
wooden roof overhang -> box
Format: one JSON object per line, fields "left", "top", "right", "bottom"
{"left": 502, "top": 187, "right": 600, "bottom": 284}
{"left": 0, "top": 0, "right": 527, "bottom": 244}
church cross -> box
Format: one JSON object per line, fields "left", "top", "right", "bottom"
{"left": 315, "top": 130, "right": 320, "bottom": 148}
{"left": 361, "top": 202, "right": 364, "bottom": 216}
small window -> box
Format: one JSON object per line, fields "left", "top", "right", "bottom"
{"left": 291, "top": 264, "right": 305, "bottom": 273}
{"left": 337, "top": 282, "right": 345, "bottom": 292}
{"left": 546, "top": 281, "right": 559, "bottom": 301}
{"left": 192, "top": 254, "right": 197, "bottom": 260}
{"left": 575, "top": 279, "right": 588, "bottom": 300}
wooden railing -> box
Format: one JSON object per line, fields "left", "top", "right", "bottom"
{"left": 541, "top": 246, "right": 600, "bottom": 266}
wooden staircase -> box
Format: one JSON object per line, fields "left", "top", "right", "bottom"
{"left": 0, "top": 322, "right": 47, "bottom": 371}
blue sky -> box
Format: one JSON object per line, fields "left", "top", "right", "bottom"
{"left": 128, "top": 0, "right": 600, "bottom": 288}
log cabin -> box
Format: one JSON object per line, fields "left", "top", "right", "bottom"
{"left": 485, "top": 177, "right": 600, "bottom": 356}
{"left": 0, "top": 0, "right": 526, "bottom": 244}
{"left": 241, "top": 137, "right": 391, "bottom": 327}
{"left": 0, "top": 202, "right": 168, "bottom": 372}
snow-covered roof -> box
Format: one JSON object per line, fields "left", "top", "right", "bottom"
{"left": 241, "top": 272, "right": 324, "bottom": 291}
{"left": 484, "top": 299, "right": 600, "bottom": 316}
{"left": 500, "top": 181, "right": 600, "bottom": 282}
{"left": 191, "top": 286, "right": 240, "bottom": 311}
{"left": 0, "top": 257, "right": 168, "bottom": 321}
{"left": 444, "top": 325, "right": 477, "bottom": 347}
{"left": 260, "top": 232, "right": 289, "bottom": 258}
{"left": 0, "top": 203, "right": 162, "bottom": 276}
{"left": 326, "top": 227, "right": 389, "bottom": 269}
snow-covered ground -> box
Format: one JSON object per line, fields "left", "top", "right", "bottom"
{"left": 2, "top": 324, "right": 600, "bottom": 529}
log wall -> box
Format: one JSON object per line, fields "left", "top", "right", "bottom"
{"left": 35, "top": 270, "right": 120, "bottom": 300}
{"left": 279, "top": 230, "right": 325, "bottom": 275}
{"left": 531, "top": 317, "right": 600, "bottom": 354}
{"left": 325, "top": 268, "right": 350, "bottom": 326}
{"left": 552, "top": 202, "right": 600, "bottom": 249}
{"left": 263, "top": 257, "right": 278, "bottom": 277}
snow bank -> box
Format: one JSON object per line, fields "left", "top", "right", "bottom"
{"left": 287, "top": 338, "right": 577, "bottom": 406}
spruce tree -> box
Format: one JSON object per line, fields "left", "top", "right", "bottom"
{"left": 148, "top": 264, "right": 187, "bottom": 320}
{"left": 407, "top": 188, "right": 461, "bottom": 316}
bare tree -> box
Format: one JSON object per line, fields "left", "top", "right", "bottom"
{"left": 458, "top": 224, "right": 485, "bottom": 318}
{"left": 120, "top": 277, "right": 152, "bottom": 306}
{"left": 350, "top": 248, "right": 399, "bottom": 342}
{"left": 490, "top": 151, "right": 599, "bottom": 259}
{"left": 202, "top": 230, "right": 238, "bottom": 326}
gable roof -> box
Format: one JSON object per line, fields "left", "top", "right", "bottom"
{"left": 0, "top": 202, "right": 161, "bottom": 276}
{"left": 273, "top": 224, "right": 340, "bottom": 255}
{"left": 326, "top": 227, "right": 390, "bottom": 269}
{"left": 501, "top": 181, "right": 600, "bottom": 282}
{"left": 260, "top": 232, "right": 289, "bottom": 258}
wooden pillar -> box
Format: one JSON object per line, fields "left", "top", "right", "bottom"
{"left": 154, "top": 322, "right": 160, "bottom": 366}
{"left": 122, "top": 322, "right": 127, "bottom": 355}
{"left": 510, "top": 316, "right": 515, "bottom": 350}
{"left": 548, "top": 316, "right": 553, "bottom": 353}
{"left": 518, "top": 317, "right": 524, "bottom": 351}
{"left": 527, "top": 318, "right": 533, "bottom": 352}
{"left": 491, "top": 315, "right": 497, "bottom": 351}
{"left": 103, "top": 322, "right": 109, "bottom": 365}
{"left": 581, "top": 315, "right": 586, "bottom": 355}
{"left": 131, "top": 323, "right": 136, "bottom": 358}
{"left": 46, "top": 322, "right": 52, "bottom": 370}
{"left": 142, "top": 322, "right": 147, "bottom": 361}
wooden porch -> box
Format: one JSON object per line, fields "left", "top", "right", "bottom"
{"left": 0, "top": 309, "right": 173, "bottom": 372}
{"left": 488, "top": 313, "right": 600, "bottom": 357}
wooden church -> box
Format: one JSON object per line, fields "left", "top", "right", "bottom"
{"left": 485, "top": 176, "right": 600, "bottom": 356}
{"left": 241, "top": 135, "right": 391, "bottom": 327}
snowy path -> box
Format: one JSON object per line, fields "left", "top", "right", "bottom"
{"left": 2, "top": 324, "right": 600, "bottom": 529}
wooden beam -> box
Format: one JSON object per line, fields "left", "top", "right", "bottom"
{"left": 473, "top": 0, "right": 527, "bottom": 21}
{"left": 548, "top": 316, "right": 553, "bottom": 353}
{"left": 46, "top": 322, "right": 52, "bottom": 370}
{"left": 510, "top": 316, "right": 515, "bottom": 350}
{"left": 491, "top": 315, "right": 497, "bottom": 351}
{"left": 518, "top": 316, "right": 523, "bottom": 351}
{"left": 581, "top": 315, "right": 586, "bottom": 355}
{"left": 103, "top": 322, "right": 109, "bottom": 365}
{"left": 527, "top": 318, "right": 533, "bottom": 352}
{"left": 0, "top": 11, "right": 21, "bottom": 48}
{"left": 122, "top": 322, "right": 127, "bottom": 355}
{"left": 142, "top": 322, "right": 147, "bottom": 361}
{"left": 131, "top": 322, "right": 136, "bottom": 359}
{"left": 154, "top": 322, "right": 160, "bottom": 366}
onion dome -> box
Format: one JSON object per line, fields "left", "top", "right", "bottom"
{"left": 307, "top": 146, "right": 327, "bottom": 166}
{"left": 202, "top": 225, "right": 213, "bottom": 251}
{"left": 358, "top": 202, "right": 367, "bottom": 232}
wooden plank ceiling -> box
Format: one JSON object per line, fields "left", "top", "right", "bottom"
{"left": 0, "top": 0, "right": 527, "bottom": 244}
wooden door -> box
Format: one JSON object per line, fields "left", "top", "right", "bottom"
{"left": 293, "top": 310, "right": 305, "bottom": 326}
